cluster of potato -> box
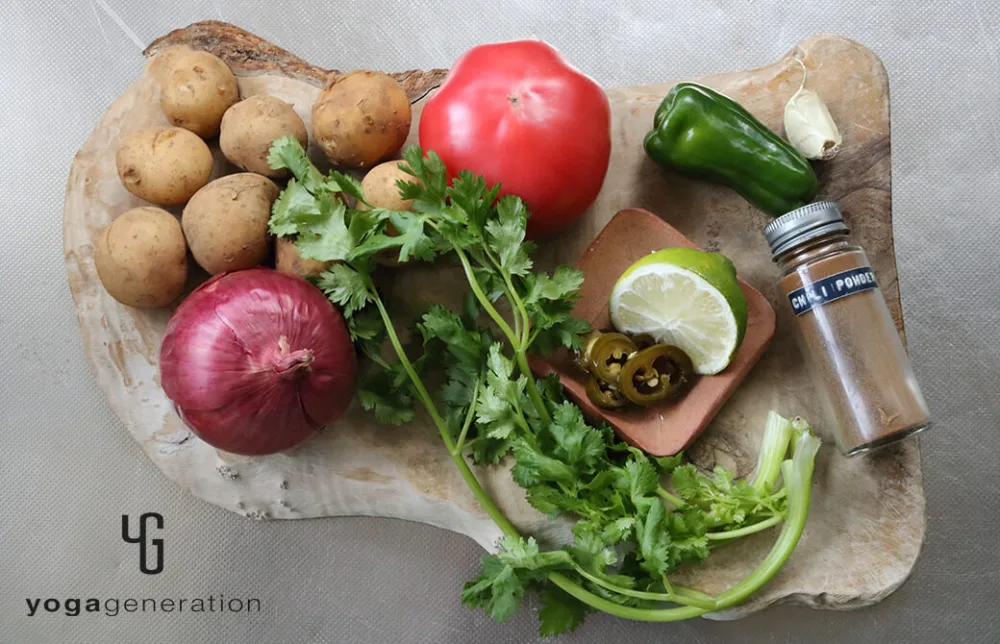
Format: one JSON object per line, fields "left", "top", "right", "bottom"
{"left": 99, "top": 45, "right": 415, "bottom": 310}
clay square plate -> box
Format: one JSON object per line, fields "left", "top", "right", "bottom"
{"left": 530, "top": 208, "right": 776, "bottom": 456}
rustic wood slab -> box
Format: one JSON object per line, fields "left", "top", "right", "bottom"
{"left": 64, "top": 21, "right": 923, "bottom": 617}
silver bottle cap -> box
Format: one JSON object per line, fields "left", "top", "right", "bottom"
{"left": 763, "top": 201, "right": 849, "bottom": 260}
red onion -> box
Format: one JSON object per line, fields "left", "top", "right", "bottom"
{"left": 160, "top": 268, "right": 356, "bottom": 455}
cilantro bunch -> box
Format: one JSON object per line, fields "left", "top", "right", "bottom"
{"left": 267, "top": 136, "right": 822, "bottom": 636}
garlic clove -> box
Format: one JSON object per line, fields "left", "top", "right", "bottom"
{"left": 784, "top": 62, "right": 843, "bottom": 161}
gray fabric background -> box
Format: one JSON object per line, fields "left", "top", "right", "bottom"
{"left": 1, "top": 1, "right": 997, "bottom": 642}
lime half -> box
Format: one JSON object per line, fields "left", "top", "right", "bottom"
{"left": 609, "top": 248, "right": 748, "bottom": 375}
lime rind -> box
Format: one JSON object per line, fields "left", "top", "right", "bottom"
{"left": 609, "top": 250, "right": 748, "bottom": 375}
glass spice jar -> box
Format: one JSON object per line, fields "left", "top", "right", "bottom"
{"left": 763, "top": 201, "right": 931, "bottom": 456}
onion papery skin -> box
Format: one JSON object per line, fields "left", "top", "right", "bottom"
{"left": 160, "top": 268, "right": 356, "bottom": 455}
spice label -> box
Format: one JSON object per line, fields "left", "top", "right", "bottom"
{"left": 788, "top": 266, "right": 878, "bottom": 315}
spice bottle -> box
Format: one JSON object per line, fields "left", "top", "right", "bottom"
{"left": 763, "top": 201, "right": 930, "bottom": 456}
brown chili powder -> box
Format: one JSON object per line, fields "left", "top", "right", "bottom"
{"left": 777, "top": 240, "right": 930, "bottom": 455}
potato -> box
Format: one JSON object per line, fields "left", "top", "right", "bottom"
{"left": 116, "top": 126, "right": 213, "bottom": 206}
{"left": 94, "top": 207, "right": 188, "bottom": 309}
{"left": 359, "top": 160, "right": 417, "bottom": 211}
{"left": 182, "top": 173, "right": 278, "bottom": 275}
{"left": 311, "top": 71, "right": 411, "bottom": 169}
{"left": 158, "top": 48, "right": 239, "bottom": 137}
{"left": 220, "top": 95, "right": 308, "bottom": 177}
{"left": 148, "top": 45, "right": 192, "bottom": 81}
{"left": 358, "top": 161, "right": 421, "bottom": 267}
{"left": 275, "top": 236, "right": 332, "bottom": 279}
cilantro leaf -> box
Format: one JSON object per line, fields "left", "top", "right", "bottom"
{"left": 294, "top": 195, "right": 354, "bottom": 261}
{"left": 601, "top": 517, "right": 637, "bottom": 545}
{"left": 399, "top": 147, "right": 448, "bottom": 206}
{"left": 475, "top": 345, "right": 527, "bottom": 440}
{"left": 511, "top": 439, "right": 577, "bottom": 487}
{"left": 546, "top": 402, "right": 606, "bottom": 470}
{"left": 476, "top": 383, "right": 522, "bottom": 441}
{"left": 653, "top": 453, "right": 685, "bottom": 475}
{"left": 570, "top": 522, "right": 636, "bottom": 587}
{"left": 670, "top": 463, "right": 775, "bottom": 528}
{"left": 324, "top": 169, "right": 367, "bottom": 205}
{"left": 485, "top": 196, "right": 534, "bottom": 277}
{"left": 461, "top": 551, "right": 525, "bottom": 623}
{"left": 532, "top": 315, "right": 591, "bottom": 355}
{"left": 267, "top": 135, "right": 325, "bottom": 190}
{"left": 357, "top": 366, "right": 414, "bottom": 425}
{"left": 347, "top": 307, "right": 385, "bottom": 343}
{"left": 671, "top": 464, "right": 701, "bottom": 501}
{"left": 524, "top": 266, "right": 585, "bottom": 305}
{"left": 497, "top": 535, "right": 574, "bottom": 571}
{"left": 538, "top": 585, "right": 588, "bottom": 637}
{"left": 466, "top": 434, "right": 514, "bottom": 465}
{"left": 635, "top": 499, "right": 670, "bottom": 576}
{"left": 473, "top": 266, "right": 506, "bottom": 302}
{"left": 522, "top": 266, "right": 590, "bottom": 354}
{"left": 315, "top": 264, "right": 373, "bottom": 317}
{"left": 616, "top": 457, "right": 660, "bottom": 509}
{"left": 462, "top": 537, "right": 573, "bottom": 623}
{"left": 389, "top": 211, "right": 437, "bottom": 262}
{"left": 448, "top": 170, "right": 499, "bottom": 235}
{"left": 440, "top": 361, "right": 482, "bottom": 415}
{"left": 524, "top": 484, "right": 585, "bottom": 518}
{"left": 417, "top": 305, "right": 485, "bottom": 368}
{"left": 534, "top": 373, "right": 565, "bottom": 406}
{"left": 269, "top": 179, "right": 321, "bottom": 237}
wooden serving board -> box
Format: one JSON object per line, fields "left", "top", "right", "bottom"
{"left": 63, "top": 21, "right": 924, "bottom": 617}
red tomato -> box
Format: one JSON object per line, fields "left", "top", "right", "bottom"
{"left": 419, "top": 40, "right": 611, "bottom": 239}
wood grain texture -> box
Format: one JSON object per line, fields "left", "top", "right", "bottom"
{"left": 144, "top": 20, "right": 447, "bottom": 101}
{"left": 64, "top": 22, "right": 922, "bottom": 618}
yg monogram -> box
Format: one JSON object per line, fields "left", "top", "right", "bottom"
{"left": 121, "top": 513, "right": 164, "bottom": 575}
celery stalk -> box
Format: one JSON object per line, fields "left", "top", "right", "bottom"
{"left": 750, "top": 411, "right": 794, "bottom": 494}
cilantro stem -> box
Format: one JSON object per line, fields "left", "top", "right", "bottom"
{"left": 705, "top": 513, "right": 784, "bottom": 541}
{"left": 672, "top": 586, "right": 719, "bottom": 605}
{"left": 372, "top": 294, "right": 449, "bottom": 436}
{"left": 454, "top": 246, "right": 552, "bottom": 425}
{"left": 510, "top": 294, "right": 522, "bottom": 340}
{"left": 361, "top": 346, "right": 393, "bottom": 371}
{"left": 571, "top": 566, "right": 717, "bottom": 610}
{"left": 501, "top": 271, "right": 532, "bottom": 347}
{"left": 455, "top": 248, "right": 520, "bottom": 348}
{"left": 547, "top": 431, "right": 819, "bottom": 622}
{"left": 452, "top": 376, "right": 482, "bottom": 456}
{"left": 656, "top": 487, "right": 686, "bottom": 508}
{"left": 481, "top": 246, "right": 531, "bottom": 345}
{"left": 515, "top": 350, "right": 553, "bottom": 424}
{"left": 370, "top": 287, "right": 521, "bottom": 539}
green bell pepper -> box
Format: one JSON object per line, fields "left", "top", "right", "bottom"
{"left": 644, "top": 82, "right": 819, "bottom": 217}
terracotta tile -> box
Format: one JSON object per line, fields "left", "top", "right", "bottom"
{"left": 529, "top": 208, "right": 776, "bottom": 456}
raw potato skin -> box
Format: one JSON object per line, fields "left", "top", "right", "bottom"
{"left": 359, "top": 161, "right": 420, "bottom": 267}
{"left": 220, "top": 95, "right": 308, "bottom": 177}
{"left": 148, "top": 44, "right": 190, "bottom": 82}
{"left": 311, "top": 71, "right": 411, "bottom": 169}
{"left": 94, "top": 207, "right": 188, "bottom": 309}
{"left": 116, "top": 126, "right": 213, "bottom": 206}
{"left": 182, "top": 173, "right": 279, "bottom": 275}
{"left": 359, "top": 160, "right": 416, "bottom": 211}
{"left": 158, "top": 48, "right": 239, "bottom": 137}
{"left": 275, "top": 236, "right": 332, "bottom": 279}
